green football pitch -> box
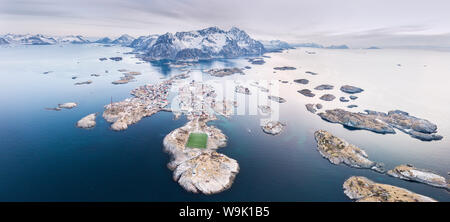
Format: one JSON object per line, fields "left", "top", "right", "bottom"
{"left": 186, "top": 133, "right": 208, "bottom": 149}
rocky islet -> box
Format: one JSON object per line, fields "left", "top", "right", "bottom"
{"left": 343, "top": 176, "right": 436, "bottom": 202}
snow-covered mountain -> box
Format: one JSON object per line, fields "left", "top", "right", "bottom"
{"left": 129, "top": 35, "right": 159, "bottom": 50}
{"left": 2, "top": 34, "right": 58, "bottom": 45}
{"left": 94, "top": 37, "right": 113, "bottom": 44}
{"left": 325, "top": 45, "right": 349, "bottom": 49}
{"left": 0, "top": 37, "right": 9, "bottom": 44}
{"left": 260, "top": 40, "right": 293, "bottom": 52}
{"left": 58, "top": 35, "right": 90, "bottom": 44}
{"left": 1, "top": 34, "right": 90, "bottom": 45}
{"left": 132, "top": 27, "right": 265, "bottom": 60}
{"left": 291, "top": 42, "right": 350, "bottom": 49}
{"left": 111, "top": 34, "right": 135, "bottom": 45}
{"left": 291, "top": 42, "right": 324, "bottom": 48}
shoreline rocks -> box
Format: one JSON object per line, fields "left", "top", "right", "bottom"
{"left": 340, "top": 85, "right": 364, "bottom": 94}
{"left": 316, "top": 104, "right": 323, "bottom": 109}
{"left": 47, "top": 102, "right": 77, "bottom": 111}
{"left": 109, "top": 57, "right": 122, "bottom": 61}
{"left": 349, "top": 95, "right": 358, "bottom": 100}
{"left": 306, "top": 104, "right": 323, "bottom": 114}
{"left": 163, "top": 117, "right": 239, "bottom": 195}
{"left": 293, "top": 79, "right": 309, "bottom": 84}
{"left": 340, "top": 97, "right": 349, "bottom": 102}
{"left": 305, "top": 104, "right": 317, "bottom": 113}
{"left": 261, "top": 120, "right": 285, "bottom": 135}
{"left": 76, "top": 113, "right": 97, "bottom": 129}
{"left": 364, "top": 110, "right": 443, "bottom": 141}
{"left": 205, "top": 68, "right": 244, "bottom": 77}
{"left": 112, "top": 79, "right": 132, "bottom": 85}
{"left": 248, "top": 58, "right": 265, "bottom": 65}
{"left": 318, "top": 109, "right": 396, "bottom": 134}
{"left": 343, "top": 176, "right": 436, "bottom": 202}
{"left": 112, "top": 71, "right": 142, "bottom": 85}
{"left": 298, "top": 89, "right": 315, "bottom": 97}
{"left": 319, "top": 94, "right": 336, "bottom": 101}
{"left": 58, "top": 102, "right": 78, "bottom": 109}
{"left": 314, "top": 84, "right": 334, "bottom": 90}
{"left": 387, "top": 165, "right": 449, "bottom": 190}
{"left": 314, "top": 130, "right": 384, "bottom": 173}
{"left": 273, "top": 66, "right": 296, "bottom": 71}
{"left": 45, "top": 107, "right": 62, "bottom": 111}
{"left": 318, "top": 109, "right": 443, "bottom": 141}
{"left": 268, "top": 95, "right": 287, "bottom": 103}
{"left": 305, "top": 71, "right": 318, "bottom": 75}
{"left": 74, "top": 80, "right": 93, "bottom": 85}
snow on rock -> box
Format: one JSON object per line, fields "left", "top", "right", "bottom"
{"left": 387, "top": 164, "right": 449, "bottom": 190}
{"left": 132, "top": 26, "right": 265, "bottom": 61}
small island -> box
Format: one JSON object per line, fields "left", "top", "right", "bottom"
{"left": 314, "top": 84, "right": 334, "bottom": 90}
{"left": 293, "top": 79, "right": 309, "bottom": 84}
{"left": 268, "top": 95, "right": 287, "bottom": 103}
{"left": 298, "top": 89, "right": 315, "bottom": 97}
{"left": 205, "top": 68, "right": 244, "bottom": 77}
{"left": 319, "top": 94, "right": 335, "bottom": 101}
{"left": 261, "top": 120, "right": 285, "bottom": 135}
{"left": 343, "top": 176, "right": 436, "bottom": 202}
{"left": 387, "top": 164, "right": 449, "bottom": 190}
{"left": 314, "top": 130, "right": 384, "bottom": 172}
{"left": 317, "top": 109, "right": 443, "bottom": 141}
{"left": 273, "top": 66, "right": 296, "bottom": 71}
{"left": 76, "top": 113, "right": 97, "bottom": 129}
{"left": 340, "top": 85, "right": 364, "bottom": 94}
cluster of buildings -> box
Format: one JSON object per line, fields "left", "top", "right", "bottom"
{"left": 176, "top": 80, "right": 236, "bottom": 120}
{"left": 131, "top": 79, "right": 173, "bottom": 109}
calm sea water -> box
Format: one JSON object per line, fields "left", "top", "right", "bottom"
{"left": 0, "top": 44, "right": 448, "bottom": 201}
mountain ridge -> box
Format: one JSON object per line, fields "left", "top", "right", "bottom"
{"left": 131, "top": 26, "right": 265, "bottom": 61}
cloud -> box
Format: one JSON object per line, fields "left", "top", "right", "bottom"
{"left": 0, "top": 0, "right": 449, "bottom": 47}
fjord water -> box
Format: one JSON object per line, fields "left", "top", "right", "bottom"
{"left": 0, "top": 44, "right": 448, "bottom": 201}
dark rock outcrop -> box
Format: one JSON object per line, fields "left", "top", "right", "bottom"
{"left": 298, "top": 89, "right": 315, "bottom": 97}
{"left": 268, "top": 95, "right": 287, "bottom": 103}
{"left": 319, "top": 94, "right": 336, "bottom": 101}
{"left": 317, "top": 109, "right": 443, "bottom": 141}
{"left": 305, "top": 104, "right": 317, "bottom": 113}
{"left": 340, "top": 85, "right": 364, "bottom": 94}
{"left": 343, "top": 176, "right": 436, "bottom": 202}
{"left": 314, "top": 84, "right": 334, "bottom": 90}
{"left": 273, "top": 66, "right": 296, "bottom": 71}
{"left": 340, "top": 97, "right": 350, "bottom": 102}
{"left": 314, "top": 130, "right": 385, "bottom": 172}
{"left": 294, "top": 79, "right": 309, "bottom": 84}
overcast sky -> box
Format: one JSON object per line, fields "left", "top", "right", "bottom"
{"left": 1, "top": 0, "right": 449, "bottom": 47}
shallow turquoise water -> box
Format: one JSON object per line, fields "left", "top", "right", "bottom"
{"left": 0, "top": 44, "right": 448, "bottom": 201}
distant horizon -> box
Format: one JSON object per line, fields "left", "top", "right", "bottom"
{"left": 1, "top": 0, "right": 450, "bottom": 48}
{"left": 3, "top": 28, "right": 450, "bottom": 50}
